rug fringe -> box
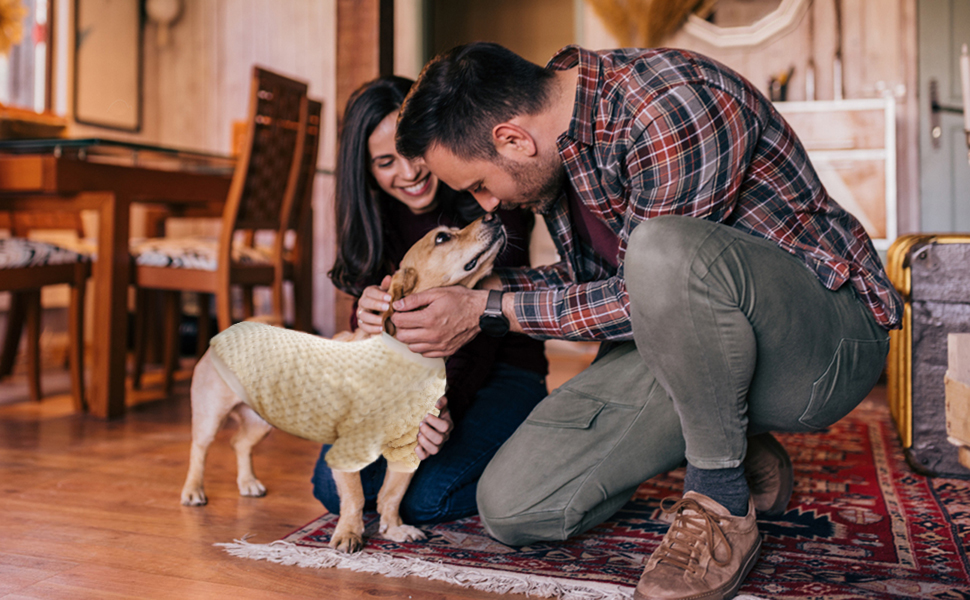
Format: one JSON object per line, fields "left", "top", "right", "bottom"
{"left": 216, "top": 538, "right": 633, "bottom": 600}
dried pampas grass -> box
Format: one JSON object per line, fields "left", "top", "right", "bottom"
{"left": 585, "top": 0, "right": 717, "bottom": 47}
{"left": 0, "top": 0, "right": 25, "bottom": 56}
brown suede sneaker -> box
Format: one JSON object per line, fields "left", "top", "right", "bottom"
{"left": 744, "top": 432, "right": 794, "bottom": 517}
{"left": 634, "top": 492, "right": 761, "bottom": 600}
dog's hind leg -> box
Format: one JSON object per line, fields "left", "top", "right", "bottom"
{"left": 229, "top": 405, "right": 272, "bottom": 497}
{"left": 181, "top": 352, "right": 238, "bottom": 506}
{"left": 329, "top": 470, "right": 366, "bottom": 553}
{"left": 377, "top": 461, "right": 426, "bottom": 543}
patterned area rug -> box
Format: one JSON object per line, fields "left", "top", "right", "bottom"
{"left": 220, "top": 398, "right": 970, "bottom": 599}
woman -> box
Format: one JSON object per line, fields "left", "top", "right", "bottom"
{"left": 315, "top": 75, "right": 548, "bottom": 524}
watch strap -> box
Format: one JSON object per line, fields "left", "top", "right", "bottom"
{"left": 484, "top": 289, "right": 504, "bottom": 316}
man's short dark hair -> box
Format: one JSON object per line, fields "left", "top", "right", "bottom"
{"left": 396, "top": 42, "right": 556, "bottom": 161}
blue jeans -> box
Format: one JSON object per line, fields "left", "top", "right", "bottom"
{"left": 311, "top": 362, "right": 547, "bottom": 524}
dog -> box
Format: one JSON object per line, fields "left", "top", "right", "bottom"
{"left": 179, "top": 213, "right": 506, "bottom": 553}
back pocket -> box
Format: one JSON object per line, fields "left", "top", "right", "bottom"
{"left": 799, "top": 337, "right": 889, "bottom": 429}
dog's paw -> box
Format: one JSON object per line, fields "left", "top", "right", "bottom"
{"left": 237, "top": 477, "right": 267, "bottom": 498}
{"left": 180, "top": 488, "right": 207, "bottom": 506}
{"left": 329, "top": 532, "right": 364, "bottom": 553}
{"left": 380, "top": 524, "right": 426, "bottom": 543}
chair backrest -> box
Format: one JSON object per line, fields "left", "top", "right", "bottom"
{"left": 288, "top": 98, "right": 323, "bottom": 232}
{"left": 220, "top": 66, "right": 308, "bottom": 254}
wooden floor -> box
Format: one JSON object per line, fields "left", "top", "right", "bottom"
{"left": 0, "top": 343, "right": 598, "bottom": 600}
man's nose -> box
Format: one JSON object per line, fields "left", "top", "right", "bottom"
{"left": 474, "top": 192, "right": 500, "bottom": 212}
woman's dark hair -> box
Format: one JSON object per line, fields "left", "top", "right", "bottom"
{"left": 397, "top": 42, "right": 556, "bottom": 161}
{"left": 328, "top": 75, "right": 484, "bottom": 297}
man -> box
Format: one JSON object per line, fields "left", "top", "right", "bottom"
{"left": 389, "top": 42, "right": 901, "bottom": 600}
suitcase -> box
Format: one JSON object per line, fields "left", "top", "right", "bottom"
{"left": 886, "top": 234, "right": 970, "bottom": 477}
{"left": 945, "top": 333, "right": 970, "bottom": 469}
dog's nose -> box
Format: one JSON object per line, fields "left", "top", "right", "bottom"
{"left": 483, "top": 212, "right": 501, "bottom": 224}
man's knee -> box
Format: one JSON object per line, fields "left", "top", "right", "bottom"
{"left": 477, "top": 461, "right": 578, "bottom": 546}
{"left": 627, "top": 215, "right": 704, "bottom": 267}
{"left": 626, "top": 215, "right": 706, "bottom": 317}
{"left": 477, "top": 479, "right": 566, "bottom": 546}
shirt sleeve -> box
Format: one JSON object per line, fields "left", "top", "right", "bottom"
{"left": 503, "top": 84, "right": 759, "bottom": 341}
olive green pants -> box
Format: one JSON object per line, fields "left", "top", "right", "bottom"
{"left": 478, "top": 216, "right": 889, "bottom": 546}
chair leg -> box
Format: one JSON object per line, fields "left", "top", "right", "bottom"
{"left": 69, "top": 264, "right": 87, "bottom": 412}
{"left": 131, "top": 288, "right": 148, "bottom": 390}
{"left": 216, "top": 287, "right": 233, "bottom": 333}
{"left": 0, "top": 291, "right": 27, "bottom": 377}
{"left": 196, "top": 294, "right": 211, "bottom": 359}
{"left": 242, "top": 286, "right": 255, "bottom": 321}
{"left": 294, "top": 274, "right": 312, "bottom": 333}
{"left": 162, "top": 291, "right": 181, "bottom": 396}
{"left": 24, "top": 290, "right": 42, "bottom": 402}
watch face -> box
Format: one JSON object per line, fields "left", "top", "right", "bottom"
{"left": 479, "top": 314, "right": 510, "bottom": 337}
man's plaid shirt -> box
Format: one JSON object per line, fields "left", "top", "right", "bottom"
{"left": 496, "top": 45, "right": 903, "bottom": 341}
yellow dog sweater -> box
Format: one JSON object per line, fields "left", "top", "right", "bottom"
{"left": 207, "top": 322, "right": 446, "bottom": 473}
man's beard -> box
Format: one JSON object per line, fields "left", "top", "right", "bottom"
{"left": 497, "top": 154, "right": 565, "bottom": 215}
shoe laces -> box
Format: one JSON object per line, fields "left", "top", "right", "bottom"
{"left": 655, "top": 496, "right": 732, "bottom": 575}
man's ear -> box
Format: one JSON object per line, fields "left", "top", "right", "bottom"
{"left": 382, "top": 267, "right": 418, "bottom": 335}
{"left": 492, "top": 122, "right": 537, "bottom": 158}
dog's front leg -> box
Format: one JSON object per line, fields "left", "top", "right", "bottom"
{"left": 329, "top": 470, "right": 366, "bottom": 553}
{"left": 377, "top": 461, "right": 426, "bottom": 543}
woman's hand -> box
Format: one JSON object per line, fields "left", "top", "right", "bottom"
{"left": 356, "top": 276, "right": 393, "bottom": 336}
{"left": 416, "top": 396, "right": 454, "bottom": 460}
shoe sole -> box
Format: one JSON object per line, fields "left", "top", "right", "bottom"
{"left": 722, "top": 533, "right": 762, "bottom": 600}
{"left": 631, "top": 534, "right": 762, "bottom": 600}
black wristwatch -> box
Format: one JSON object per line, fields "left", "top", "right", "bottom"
{"left": 478, "top": 290, "right": 509, "bottom": 337}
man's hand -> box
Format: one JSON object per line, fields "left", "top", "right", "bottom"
{"left": 416, "top": 396, "right": 454, "bottom": 460}
{"left": 390, "top": 286, "right": 488, "bottom": 357}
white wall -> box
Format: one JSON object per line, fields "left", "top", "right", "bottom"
{"left": 53, "top": 0, "right": 341, "bottom": 336}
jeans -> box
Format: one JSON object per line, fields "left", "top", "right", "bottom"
{"left": 312, "top": 362, "right": 547, "bottom": 524}
{"left": 477, "top": 216, "right": 890, "bottom": 545}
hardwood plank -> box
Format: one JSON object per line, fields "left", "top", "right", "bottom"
{"left": 0, "top": 366, "right": 567, "bottom": 599}
{"left": 0, "top": 552, "right": 78, "bottom": 597}
{"left": 9, "top": 563, "right": 332, "bottom": 600}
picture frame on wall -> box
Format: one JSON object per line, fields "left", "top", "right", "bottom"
{"left": 73, "top": 0, "right": 143, "bottom": 132}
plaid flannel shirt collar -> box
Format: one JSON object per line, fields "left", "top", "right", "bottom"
{"left": 548, "top": 45, "right": 598, "bottom": 147}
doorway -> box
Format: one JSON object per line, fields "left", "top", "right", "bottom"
{"left": 918, "top": 0, "right": 970, "bottom": 231}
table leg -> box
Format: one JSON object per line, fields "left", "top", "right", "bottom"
{"left": 87, "top": 192, "right": 131, "bottom": 419}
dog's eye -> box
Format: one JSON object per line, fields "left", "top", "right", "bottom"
{"left": 434, "top": 232, "right": 451, "bottom": 245}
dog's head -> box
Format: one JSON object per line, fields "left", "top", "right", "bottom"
{"left": 382, "top": 212, "right": 506, "bottom": 335}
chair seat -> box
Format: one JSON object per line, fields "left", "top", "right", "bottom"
{"left": 131, "top": 237, "right": 272, "bottom": 271}
{"left": 0, "top": 238, "right": 90, "bottom": 269}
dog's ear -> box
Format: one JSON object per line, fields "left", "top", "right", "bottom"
{"left": 382, "top": 267, "right": 418, "bottom": 335}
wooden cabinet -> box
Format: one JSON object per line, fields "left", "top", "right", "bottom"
{"left": 776, "top": 98, "right": 897, "bottom": 250}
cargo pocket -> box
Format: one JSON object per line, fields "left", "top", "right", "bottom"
{"left": 799, "top": 337, "right": 890, "bottom": 429}
{"left": 526, "top": 394, "right": 606, "bottom": 429}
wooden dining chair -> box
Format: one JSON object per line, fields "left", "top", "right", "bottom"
{"left": 239, "top": 98, "right": 321, "bottom": 334}
{"left": 130, "top": 66, "right": 308, "bottom": 391}
{"left": 0, "top": 235, "right": 90, "bottom": 410}
{"left": 282, "top": 97, "right": 322, "bottom": 333}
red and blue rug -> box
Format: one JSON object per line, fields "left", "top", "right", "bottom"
{"left": 220, "top": 398, "right": 970, "bottom": 599}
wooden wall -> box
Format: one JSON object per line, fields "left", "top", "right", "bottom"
{"left": 52, "top": 0, "right": 342, "bottom": 336}
{"left": 43, "top": 0, "right": 920, "bottom": 336}
{"left": 580, "top": 0, "right": 920, "bottom": 236}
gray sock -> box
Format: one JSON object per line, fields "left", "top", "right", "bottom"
{"left": 684, "top": 463, "right": 750, "bottom": 517}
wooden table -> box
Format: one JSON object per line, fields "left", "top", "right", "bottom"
{"left": 0, "top": 139, "right": 233, "bottom": 419}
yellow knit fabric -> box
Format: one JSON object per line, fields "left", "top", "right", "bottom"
{"left": 208, "top": 322, "right": 446, "bottom": 472}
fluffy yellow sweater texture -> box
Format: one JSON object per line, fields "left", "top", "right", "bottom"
{"left": 208, "top": 322, "right": 446, "bottom": 472}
